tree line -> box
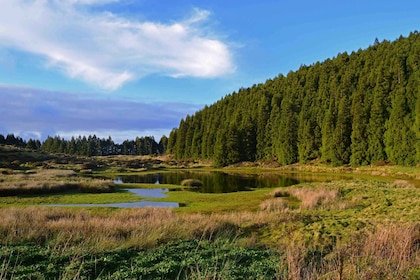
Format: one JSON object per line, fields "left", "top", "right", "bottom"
{"left": 0, "top": 134, "right": 168, "bottom": 156}
{"left": 167, "top": 31, "right": 420, "bottom": 167}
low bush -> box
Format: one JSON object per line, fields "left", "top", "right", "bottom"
{"left": 181, "top": 179, "right": 203, "bottom": 188}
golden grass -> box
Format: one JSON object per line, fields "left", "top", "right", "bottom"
{"left": 260, "top": 198, "right": 288, "bottom": 212}
{"left": 0, "top": 179, "right": 115, "bottom": 196}
{"left": 281, "top": 223, "right": 420, "bottom": 280}
{"left": 0, "top": 168, "right": 115, "bottom": 196}
{"left": 266, "top": 186, "right": 340, "bottom": 210}
{"left": 0, "top": 206, "right": 418, "bottom": 279}
{"left": 288, "top": 187, "right": 340, "bottom": 209}
{"left": 0, "top": 207, "right": 274, "bottom": 250}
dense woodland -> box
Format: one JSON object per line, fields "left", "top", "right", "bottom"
{"left": 167, "top": 32, "right": 420, "bottom": 167}
{"left": 0, "top": 133, "right": 167, "bottom": 156}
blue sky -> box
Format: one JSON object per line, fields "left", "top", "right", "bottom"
{"left": 1, "top": 0, "right": 420, "bottom": 142}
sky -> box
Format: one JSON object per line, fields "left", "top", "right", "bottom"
{"left": 1, "top": 0, "right": 420, "bottom": 143}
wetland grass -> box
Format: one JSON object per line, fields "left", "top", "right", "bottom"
{"left": 0, "top": 168, "right": 115, "bottom": 196}
{"left": 1, "top": 150, "right": 419, "bottom": 279}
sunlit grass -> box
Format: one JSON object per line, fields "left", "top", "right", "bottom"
{"left": 154, "top": 188, "right": 271, "bottom": 213}
{"left": 0, "top": 188, "right": 142, "bottom": 206}
{"left": 1, "top": 146, "right": 420, "bottom": 279}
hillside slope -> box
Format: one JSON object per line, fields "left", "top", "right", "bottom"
{"left": 168, "top": 31, "right": 420, "bottom": 167}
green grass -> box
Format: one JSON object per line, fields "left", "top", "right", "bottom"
{"left": 260, "top": 179, "right": 420, "bottom": 247}
{"left": 0, "top": 188, "right": 142, "bottom": 206}
{"left": 153, "top": 188, "right": 271, "bottom": 213}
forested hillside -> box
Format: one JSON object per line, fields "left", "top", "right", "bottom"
{"left": 167, "top": 31, "right": 420, "bottom": 167}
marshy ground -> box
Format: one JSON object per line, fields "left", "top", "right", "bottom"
{"left": 0, "top": 145, "right": 419, "bottom": 279}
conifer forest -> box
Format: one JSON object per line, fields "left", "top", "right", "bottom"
{"left": 168, "top": 32, "right": 420, "bottom": 167}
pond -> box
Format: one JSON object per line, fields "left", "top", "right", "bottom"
{"left": 47, "top": 171, "right": 350, "bottom": 208}
{"left": 114, "top": 171, "right": 308, "bottom": 193}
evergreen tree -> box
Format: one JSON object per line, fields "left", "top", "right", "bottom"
{"left": 333, "top": 96, "right": 352, "bottom": 165}
{"left": 350, "top": 90, "right": 369, "bottom": 165}
{"left": 321, "top": 100, "right": 337, "bottom": 163}
{"left": 159, "top": 135, "right": 168, "bottom": 154}
{"left": 276, "top": 99, "right": 298, "bottom": 165}
{"left": 384, "top": 87, "right": 416, "bottom": 165}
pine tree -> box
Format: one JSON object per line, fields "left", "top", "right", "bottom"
{"left": 276, "top": 99, "right": 298, "bottom": 165}
{"left": 367, "top": 71, "right": 389, "bottom": 163}
{"left": 350, "top": 90, "right": 369, "bottom": 165}
{"left": 321, "top": 99, "right": 337, "bottom": 164}
{"left": 384, "top": 87, "right": 416, "bottom": 165}
{"left": 333, "top": 96, "right": 352, "bottom": 165}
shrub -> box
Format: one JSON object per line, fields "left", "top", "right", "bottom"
{"left": 181, "top": 179, "right": 203, "bottom": 188}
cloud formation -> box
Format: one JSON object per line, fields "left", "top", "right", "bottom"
{"left": 0, "top": 85, "right": 200, "bottom": 142}
{"left": 0, "top": 1, "right": 234, "bottom": 90}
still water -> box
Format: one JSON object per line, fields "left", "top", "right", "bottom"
{"left": 46, "top": 171, "right": 349, "bottom": 208}
{"left": 115, "top": 171, "right": 305, "bottom": 193}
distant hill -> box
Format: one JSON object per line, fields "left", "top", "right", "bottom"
{"left": 168, "top": 31, "right": 420, "bottom": 167}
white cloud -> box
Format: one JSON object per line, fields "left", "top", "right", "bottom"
{"left": 0, "top": 1, "right": 235, "bottom": 90}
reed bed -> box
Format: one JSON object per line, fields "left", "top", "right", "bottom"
{"left": 0, "top": 207, "right": 275, "bottom": 250}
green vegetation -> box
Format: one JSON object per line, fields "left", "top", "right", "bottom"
{"left": 0, "top": 175, "right": 418, "bottom": 279}
{"left": 0, "top": 145, "right": 418, "bottom": 279}
{"left": 156, "top": 188, "right": 270, "bottom": 213}
{"left": 0, "top": 240, "right": 281, "bottom": 279}
{"left": 168, "top": 31, "right": 420, "bottom": 167}
{"left": 180, "top": 178, "right": 203, "bottom": 187}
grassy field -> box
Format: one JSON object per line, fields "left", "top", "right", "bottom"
{"left": 0, "top": 145, "right": 419, "bottom": 279}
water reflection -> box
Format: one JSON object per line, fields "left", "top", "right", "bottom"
{"left": 126, "top": 188, "right": 169, "bottom": 198}
{"left": 116, "top": 171, "right": 304, "bottom": 193}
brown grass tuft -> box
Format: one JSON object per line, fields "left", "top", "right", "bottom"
{"left": 288, "top": 187, "right": 340, "bottom": 209}
{"left": 260, "top": 198, "right": 288, "bottom": 212}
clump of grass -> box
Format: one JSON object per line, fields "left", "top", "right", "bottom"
{"left": 181, "top": 179, "right": 203, "bottom": 188}
{"left": 272, "top": 189, "right": 290, "bottom": 198}
{"left": 31, "top": 169, "right": 76, "bottom": 178}
{"left": 393, "top": 179, "right": 415, "bottom": 188}
{"left": 260, "top": 198, "right": 288, "bottom": 212}
{"left": 288, "top": 187, "right": 340, "bottom": 209}
{"left": 0, "top": 169, "right": 14, "bottom": 175}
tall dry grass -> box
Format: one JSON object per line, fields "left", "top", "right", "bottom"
{"left": 260, "top": 198, "right": 289, "bottom": 212}
{"left": 0, "top": 178, "right": 115, "bottom": 196}
{"left": 281, "top": 223, "right": 420, "bottom": 280}
{"left": 287, "top": 187, "right": 340, "bottom": 209}
{"left": 0, "top": 207, "right": 418, "bottom": 279}
{"left": 0, "top": 207, "right": 274, "bottom": 250}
